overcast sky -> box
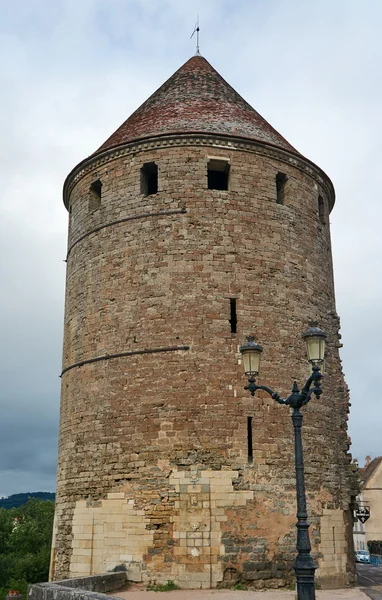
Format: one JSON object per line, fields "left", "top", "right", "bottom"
{"left": 0, "top": 0, "right": 380, "bottom": 497}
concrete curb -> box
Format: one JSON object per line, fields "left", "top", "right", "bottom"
{"left": 28, "top": 573, "right": 127, "bottom": 600}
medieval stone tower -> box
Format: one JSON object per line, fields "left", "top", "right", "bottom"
{"left": 51, "top": 54, "right": 355, "bottom": 589}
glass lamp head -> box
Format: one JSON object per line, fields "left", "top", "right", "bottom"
{"left": 240, "top": 336, "right": 263, "bottom": 377}
{"left": 302, "top": 322, "right": 327, "bottom": 365}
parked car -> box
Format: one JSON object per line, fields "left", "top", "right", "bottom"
{"left": 355, "top": 550, "right": 371, "bottom": 563}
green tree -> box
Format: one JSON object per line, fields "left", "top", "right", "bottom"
{"left": 0, "top": 499, "right": 54, "bottom": 600}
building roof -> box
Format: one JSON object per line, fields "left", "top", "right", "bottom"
{"left": 95, "top": 54, "right": 298, "bottom": 156}
{"left": 360, "top": 457, "right": 382, "bottom": 485}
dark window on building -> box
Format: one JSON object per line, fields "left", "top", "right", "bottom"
{"left": 208, "top": 159, "right": 229, "bottom": 190}
{"left": 247, "top": 417, "right": 253, "bottom": 463}
{"left": 141, "top": 162, "right": 158, "bottom": 196}
{"left": 89, "top": 179, "right": 102, "bottom": 211}
{"left": 276, "top": 172, "right": 287, "bottom": 205}
{"left": 318, "top": 195, "right": 325, "bottom": 224}
{"left": 229, "top": 298, "right": 237, "bottom": 334}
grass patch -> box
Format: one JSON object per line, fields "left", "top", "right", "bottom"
{"left": 146, "top": 580, "right": 179, "bottom": 592}
{"left": 233, "top": 582, "right": 248, "bottom": 590}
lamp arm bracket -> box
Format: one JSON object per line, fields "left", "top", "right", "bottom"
{"left": 256, "top": 384, "right": 276, "bottom": 397}
{"left": 301, "top": 374, "right": 314, "bottom": 394}
{"left": 299, "top": 368, "right": 323, "bottom": 406}
{"left": 249, "top": 383, "right": 289, "bottom": 405}
{"left": 300, "top": 385, "right": 322, "bottom": 406}
{"left": 245, "top": 372, "right": 322, "bottom": 407}
{"left": 274, "top": 395, "right": 290, "bottom": 406}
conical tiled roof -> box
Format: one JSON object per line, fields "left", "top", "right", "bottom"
{"left": 95, "top": 54, "right": 298, "bottom": 155}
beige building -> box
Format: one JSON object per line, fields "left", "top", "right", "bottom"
{"left": 355, "top": 457, "right": 382, "bottom": 550}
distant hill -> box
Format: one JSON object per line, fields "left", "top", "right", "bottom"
{"left": 0, "top": 492, "right": 55, "bottom": 509}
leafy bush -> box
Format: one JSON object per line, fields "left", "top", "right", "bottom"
{"left": 0, "top": 499, "right": 54, "bottom": 600}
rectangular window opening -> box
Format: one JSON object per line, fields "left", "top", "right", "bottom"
{"left": 141, "top": 162, "right": 158, "bottom": 196}
{"left": 89, "top": 179, "right": 102, "bottom": 212}
{"left": 247, "top": 417, "right": 253, "bottom": 464}
{"left": 208, "top": 159, "right": 229, "bottom": 190}
{"left": 276, "top": 172, "right": 287, "bottom": 205}
{"left": 318, "top": 195, "right": 325, "bottom": 224}
{"left": 229, "top": 298, "right": 237, "bottom": 334}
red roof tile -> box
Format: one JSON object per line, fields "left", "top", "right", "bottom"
{"left": 95, "top": 54, "right": 298, "bottom": 155}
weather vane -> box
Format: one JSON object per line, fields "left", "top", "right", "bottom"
{"left": 190, "top": 16, "right": 200, "bottom": 55}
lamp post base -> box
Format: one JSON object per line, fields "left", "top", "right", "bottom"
{"left": 296, "top": 580, "right": 316, "bottom": 600}
{"left": 295, "top": 559, "right": 316, "bottom": 600}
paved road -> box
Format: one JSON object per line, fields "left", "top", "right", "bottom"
{"left": 357, "top": 564, "right": 382, "bottom": 599}
{"left": 113, "top": 584, "right": 367, "bottom": 599}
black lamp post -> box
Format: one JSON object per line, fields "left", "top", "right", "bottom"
{"left": 240, "top": 323, "right": 327, "bottom": 600}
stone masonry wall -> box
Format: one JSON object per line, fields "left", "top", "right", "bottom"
{"left": 53, "top": 136, "right": 354, "bottom": 589}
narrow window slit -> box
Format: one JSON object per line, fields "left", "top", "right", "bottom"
{"left": 141, "top": 162, "right": 158, "bottom": 196}
{"left": 208, "top": 159, "right": 229, "bottom": 190}
{"left": 229, "top": 298, "right": 237, "bottom": 334}
{"left": 276, "top": 172, "right": 287, "bottom": 205}
{"left": 318, "top": 195, "right": 325, "bottom": 224}
{"left": 247, "top": 417, "right": 253, "bottom": 463}
{"left": 89, "top": 179, "right": 102, "bottom": 212}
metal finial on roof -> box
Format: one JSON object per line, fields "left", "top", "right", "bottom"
{"left": 190, "top": 15, "right": 200, "bottom": 55}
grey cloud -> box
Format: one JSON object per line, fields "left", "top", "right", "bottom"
{"left": 0, "top": 0, "right": 380, "bottom": 497}
{"left": 0, "top": 407, "right": 58, "bottom": 496}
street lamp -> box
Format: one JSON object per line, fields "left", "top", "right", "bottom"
{"left": 240, "top": 322, "right": 327, "bottom": 600}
